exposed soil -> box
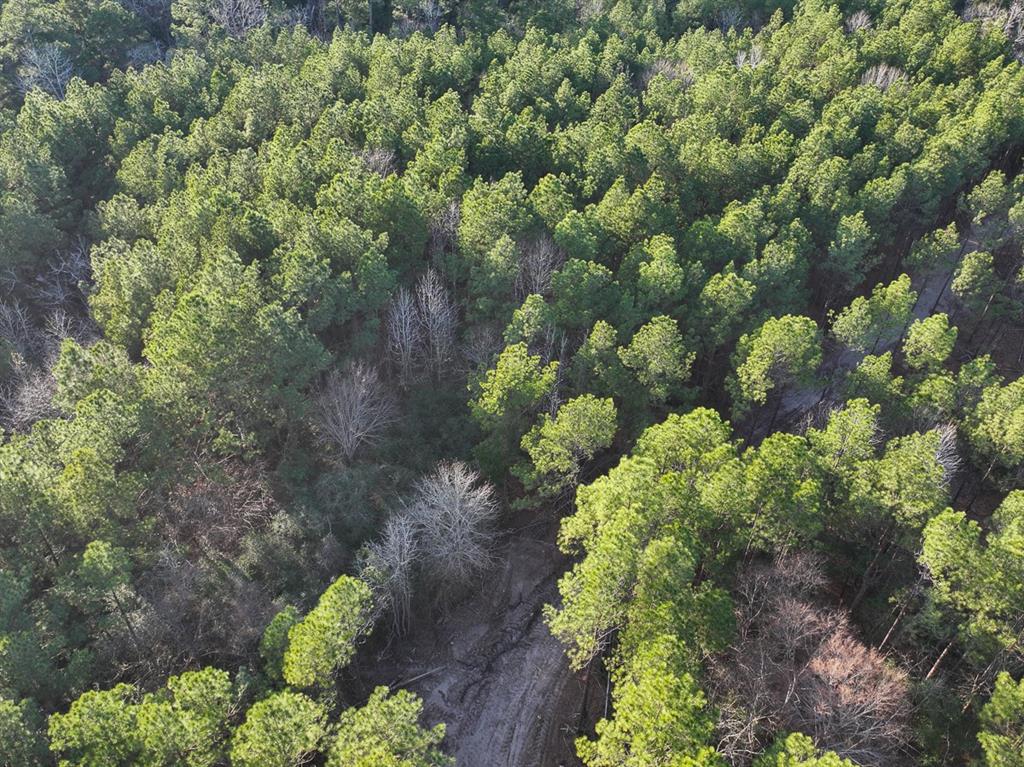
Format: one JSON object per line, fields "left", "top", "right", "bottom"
{"left": 357, "top": 514, "right": 602, "bottom": 767}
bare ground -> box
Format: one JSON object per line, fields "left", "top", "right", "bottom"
{"left": 358, "top": 516, "right": 600, "bottom": 767}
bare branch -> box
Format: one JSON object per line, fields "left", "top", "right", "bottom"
{"left": 428, "top": 201, "right": 460, "bottom": 262}
{"left": 0, "top": 299, "right": 42, "bottom": 361}
{"left": 360, "top": 515, "right": 419, "bottom": 635}
{"left": 119, "top": 0, "right": 172, "bottom": 26}
{"left": 210, "top": 0, "right": 268, "bottom": 37}
{"left": 314, "top": 363, "right": 396, "bottom": 463}
{"left": 359, "top": 147, "right": 398, "bottom": 177}
{"left": 461, "top": 324, "right": 502, "bottom": 372}
{"left": 18, "top": 43, "right": 74, "bottom": 99}
{"left": 416, "top": 269, "right": 457, "bottom": 377}
{"left": 845, "top": 10, "right": 872, "bottom": 32}
{"left": 386, "top": 287, "right": 422, "bottom": 383}
{"left": 861, "top": 63, "right": 907, "bottom": 90}
{"left": 0, "top": 364, "right": 55, "bottom": 432}
{"left": 934, "top": 422, "right": 962, "bottom": 489}
{"left": 403, "top": 461, "right": 499, "bottom": 592}
{"left": 711, "top": 554, "right": 911, "bottom": 766}
{"left": 32, "top": 242, "right": 91, "bottom": 311}
{"left": 515, "top": 234, "right": 563, "bottom": 301}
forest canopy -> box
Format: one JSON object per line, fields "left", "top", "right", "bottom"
{"left": 1, "top": 0, "right": 1024, "bottom": 765}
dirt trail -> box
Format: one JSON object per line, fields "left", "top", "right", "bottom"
{"left": 777, "top": 257, "right": 962, "bottom": 426}
{"left": 362, "top": 518, "right": 593, "bottom": 767}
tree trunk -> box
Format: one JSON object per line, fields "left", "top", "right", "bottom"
{"left": 110, "top": 589, "right": 142, "bottom": 651}
{"left": 848, "top": 526, "right": 892, "bottom": 613}
{"left": 926, "top": 638, "right": 956, "bottom": 680}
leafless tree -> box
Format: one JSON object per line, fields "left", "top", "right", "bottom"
{"left": 576, "top": 0, "right": 607, "bottom": 24}
{"left": 735, "top": 45, "right": 764, "bottom": 69}
{"left": 269, "top": 1, "right": 314, "bottom": 28}
{"left": 418, "top": 0, "right": 445, "bottom": 31}
{"left": 711, "top": 554, "right": 911, "bottom": 767}
{"left": 462, "top": 323, "right": 503, "bottom": 372}
{"left": 0, "top": 299, "right": 43, "bottom": 361}
{"left": 360, "top": 515, "right": 419, "bottom": 635}
{"left": 387, "top": 287, "right": 423, "bottom": 382}
{"left": 515, "top": 235, "right": 563, "bottom": 300}
{"left": 210, "top": 0, "right": 268, "bottom": 37}
{"left": 126, "top": 41, "right": 165, "bottom": 70}
{"left": 32, "top": 242, "right": 91, "bottom": 311}
{"left": 315, "top": 363, "right": 396, "bottom": 463}
{"left": 393, "top": 0, "right": 445, "bottom": 35}
{"left": 791, "top": 631, "right": 911, "bottom": 766}
{"left": 428, "top": 200, "right": 460, "bottom": 262}
{"left": 161, "top": 459, "right": 279, "bottom": 556}
{"left": 18, "top": 43, "right": 74, "bottom": 99}
{"left": 861, "top": 63, "right": 907, "bottom": 90}
{"left": 416, "top": 269, "right": 457, "bottom": 377}
{"left": 403, "top": 461, "right": 499, "bottom": 593}
{"left": 845, "top": 9, "right": 872, "bottom": 32}
{"left": 963, "top": 0, "right": 1024, "bottom": 61}
{"left": 1009, "top": 1, "right": 1024, "bottom": 60}
{"left": 934, "top": 422, "right": 962, "bottom": 488}
{"left": 43, "top": 308, "right": 95, "bottom": 354}
{"left": 717, "top": 7, "right": 744, "bottom": 32}
{"left": 639, "top": 58, "right": 694, "bottom": 89}
{"left": 0, "top": 364, "right": 55, "bottom": 432}
{"left": 359, "top": 147, "right": 398, "bottom": 177}
{"left": 138, "top": 548, "right": 274, "bottom": 675}
{"left": 543, "top": 330, "right": 569, "bottom": 417}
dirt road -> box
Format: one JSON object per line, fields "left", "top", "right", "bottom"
{"left": 361, "top": 518, "right": 595, "bottom": 767}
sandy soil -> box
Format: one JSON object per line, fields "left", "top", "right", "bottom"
{"left": 360, "top": 517, "right": 597, "bottom": 767}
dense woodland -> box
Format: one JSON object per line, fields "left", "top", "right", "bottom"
{"left": 0, "top": 0, "right": 1023, "bottom": 764}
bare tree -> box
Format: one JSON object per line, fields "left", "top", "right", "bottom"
{"left": 735, "top": 45, "right": 764, "bottom": 69}
{"left": 791, "top": 631, "right": 911, "bottom": 766}
{"left": 462, "top": 323, "right": 502, "bottom": 372}
{"left": 1009, "top": 1, "right": 1024, "bottom": 60}
{"left": 138, "top": 548, "right": 275, "bottom": 676}
{"left": 269, "top": 1, "right": 314, "bottom": 28}
{"left": 416, "top": 269, "right": 457, "bottom": 377}
{"left": 717, "top": 7, "right": 744, "bottom": 32}
{"left": 711, "top": 554, "right": 911, "bottom": 767}
{"left": 428, "top": 200, "right": 460, "bottom": 263}
{"left": 576, "top": 0, "right": 606, "bottom": 25}
{"left": 386, "top": 286, "right": 422, "bottom": 382}
{"left": 18, "top": 43, "right": 74, "bottom": 99}
{"left": 515, "top": 235, "right": 563, "bottom": 300}
{"left": 0, "top": 364, "right": 55, "bottom": 432}
{"left": 0, "top": 299, "right": 44, "bottom": 361}
{"left": 359, "top": 147, "right": 398, "bottom": 177}
{"left": 845, "top": 9, "right": 872, "bottom": 32}
{"left": 162, "top": 459, "right": 279, "bottom": 556}
{"left": 43, "top": 308, "right": 96, "bottom": 356}
{"left": 126, "top": 41, "right": 165, "bottom": 70}
{"left": 210, "top": 0, "right": 268, "bottom": 37}
{"left": 360, "top": 515, "right": 419, "bottom": 635}
{"left": 315, "top": 363, "right": 396, "bottom": 463}
{"left": 418, "top": 0, "right": 445, "bottom": 31}
{"left": 964, "top": 0, "right": 1024, "bottom": 60}
{"left": 934, "top": 422, "right": 962, "bottom": 488}
{"left": 639, "top": 58, "right": 694, "bottom": 89}
{"left": 32, "top": 242, "right": 91, "bottom": 311}
{"left": 861, "top": 63, "right": 907, "bottom": 90}
{"left": 403, "top": 461, "right": 499, "bottom": 593}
